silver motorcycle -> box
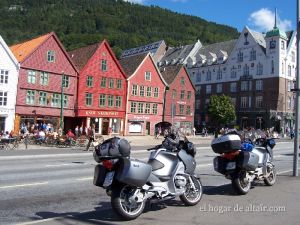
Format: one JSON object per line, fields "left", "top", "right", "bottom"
{"left": 93, "top": 134, "right": 203, "bottom": 220}
{"left": 212, "top": 130, "right": 276, "bottom": 195}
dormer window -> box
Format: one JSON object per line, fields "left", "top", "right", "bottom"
{"left": 244, "top": 32, "right": 249, "bottom": 45}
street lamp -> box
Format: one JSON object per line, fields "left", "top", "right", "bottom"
{"left": 60, "top": 72, "right": 64, "bottom": 130}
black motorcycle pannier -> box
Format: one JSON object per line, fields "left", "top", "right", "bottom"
{"left": 93, "top": 164, "right": 107, "bottom": 187}
{"left": 115, "top": 158, "right": 152, "bottom": 187}
{"left": 237, "top": 151, "right": 259, "bottom": 171}
{"left": 213, "top": 156, "right": 235, "bottom": 174}
{"left": 211, "top": 134, "right": 241, "bottom": 154}
{"left": 95, "top": 137, "right": 131, "bottom": 160}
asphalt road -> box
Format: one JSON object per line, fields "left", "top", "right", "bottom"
{"left": 0, "top": 141, "right": 299, "bottom": 225}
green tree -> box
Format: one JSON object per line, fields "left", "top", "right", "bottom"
{"left": 208, "top": 94, "right": 236, "bottom": 127}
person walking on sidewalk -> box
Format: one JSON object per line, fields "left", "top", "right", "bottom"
{"left": 85, "top": 124, "right": 95, "bottom": 151}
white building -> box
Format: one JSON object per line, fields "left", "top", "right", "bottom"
{"left": 0, "top": 36, "right": 19, "bottom": 133}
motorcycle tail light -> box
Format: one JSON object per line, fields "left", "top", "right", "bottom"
{"left": 223, "top": 151, "right": 240, "bottom": 160}
{"left": 103, "top": 160, "right": 114, "bottom": 170}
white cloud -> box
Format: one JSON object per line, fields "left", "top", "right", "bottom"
{"left": 248, "top": 8, "right": 292, "bottom": 32}
{"left": 123, "top": 0, "right": 145, "bottom": 4}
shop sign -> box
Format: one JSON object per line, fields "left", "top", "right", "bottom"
{"left": 85, "top": 110, "right": 119, "bottom": 117}
{"left": 133, "top": 115, "right": 150, "bottom": 120}
{"left": 0, "top": 109, "right": 9, "bottom": 115}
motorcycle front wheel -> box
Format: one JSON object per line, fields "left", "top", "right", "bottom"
{"left": 180, "top": 176, "right": 203, "bottom": 206}
{"left": 232, "top": 170, "right": 251, "bottom": 195}
{"left": 264, "top": 164, "right": 276, "bottom": 186}
{"left": 111, "top": 184, "right": 145, "bottom": 220}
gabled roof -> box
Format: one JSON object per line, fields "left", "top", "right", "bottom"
{"left": 68, "top": 43, "right": 100, "bottom": 71}
{"left": 0, "top": 35, "right": 19, "bottom": 68}
{"left": 119, "top": 53, "right": 148, "bottom": 78}
{"left": 69, "top": 40, "right": 127, "bottom": 79}
{"left": 248, "top": 28, "right": 266, "bottom": 50}
{"left": 286, "top": 30, "right": 294, "bottom": 47}
{"left": 160, "top": 65, "right": 182, "bottom": 85}
{"left": 10, "top": 33, "right": 51, "bottom": 62}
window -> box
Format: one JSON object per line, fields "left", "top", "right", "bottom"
{"left": 206, "top": 71, "right": 211, "bottom": 81}
{"left": 101, "top": 59, "right": 107, "bottom": 71}
{"left": 146, "top": 87, "right": 152, "bottom": 97}
{"left": 180, "top": 77, "right": 185, "bottom": 86}
{"left": 39, "top": 92, "right": 47, "bottom": 106}
{"left": 51, "top": 93, "right": 60, "bottom": 107}
{"left": 100, "top": 77, "right": 107, "bottom": 88}
{"left": 47, "top": 50, "right": 55, "bottom": 62}
{"left": 250, "top": 49, "right": 256, "bottom": 61}
{"left": 154, "top": 87, "right": 159, "bottom": 97}
{"left": 63, "top": 95, "right": 68, "bottom": 108}
{"left": 237, "top": 51, "right": 243, "bottom": 62}
{"left": 186, "top": 105, "right": 191, "bottom": 115}
{"left": 230, "top": 82, "right": 237, "bottom": 92}
{"left": 187, "top": 91, "right": 191, "bottom": 100}
{"left": 86, "top": 76, "right": 93, "bottom": 87}
{"left": 241, "top": 81, "right": 248, "bottom": 91}
{"left": 196, "top": 100, "right": 200, "bottom": 109}
{"left": 138, "top": 102, "right": 143, "bottom": 113}
{"left": 117, "top": 79, "right": 122, "bottom": 89}
{"left": 271, "top": 60, "right": 274, "bottom": 74}
{"left": 288, "top": 96, "right": 292, "bottom": 109}
{"left": 109, "top": 78, "right": 114, "bottom": 88}
{"left": 206, "top": 85, "right": 211, "bottom": 94}
{"left": 152, "top": 104, "right": 158, "bottom": 114}
{"left": 139, "top": 85, "right": 145, "bottom": 96}
{"left": 171, "top": 104, "right": 176, "bottom": 116}
{"left": 26, "top": 90, "right": 35, "bottom": 105}
{"left": 0, "top": 70, "right": 8, "bottom": 84}
{"left": 99, "top": 94, "right": 106, "bottom": 107}
{"left": 281, "top": 40, "right": 285, "bottom": 50}
{"left": 132, "top": 85, "right": 138, "bottom": 95}
{"left": 216, "top": 83, "right": 222, "bottom": 93}
{"left": 217, "top": 69, "right": 222, "bottom": 80}
{"left": 243, "top": 64, "right": 249, "bottom": 76}
{"left": 241, "top": 97, "right": 247, "bottom": 108}
{"left": 108, "top": 95, "right": 114, "bottom": 107}
{"left": 115, "top": 96, "right": 122, "bottom": 108}
{"left": 196, "top": 86, "right": 201, "bottom": 95}
{"left": 256, "top": 80, "right": 263, "bottom": 91}
{"left": 231, "top": 68, "right": 236, "bottom": 78}
{"left": 196, "top": 73, "right": 201, "bottom": 83}
{"left": 288, "top": 65, "right": 292, "bottom": 77}
{"left": 231, "top": 98, "right": 236, "bottom": 105}
{"left": 256, "top": 96, "right": 263, "bottom": 108}
{"left": 145, "top": 71, "right": 151, "bottom": 81}
{"left": 130, "top": 102, "right": 136, "bottom": 113}
{"left": 145, "top": 103, "right": 150, "bottom": 114}
{"left": 292, "top": 51, "right": 296, "bottom": 62}
{"left": 27, "top": 70, "right": 36, "bottom": 84}
{"left": 257, "top": 63, "right": 263, "bottom": 75}
{"left": 0, "top": 91, "right": 7, "bottom": 106}
{"left": 62, "top": 75, "right": 69, "bottom": 88}
{"left": 39, "top": 72, "right": 49, "bottom": 86}
{"left": 172, "top": 90, "right": 177, "bottom": 99}
{"left": 180, "top": 90, "right": 185, "bottom": 100}
{"left": 86, "top": 93, "right": 93, "bottom": 106}
{"left": 179, "top": 105, "right": 184, "bottom": 115}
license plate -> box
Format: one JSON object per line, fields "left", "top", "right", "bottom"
{"left": 226, "top": 162, "right": 236, "bottom": 170}
{"left": 103, "top": 171, "right": 115, "bottom": 187}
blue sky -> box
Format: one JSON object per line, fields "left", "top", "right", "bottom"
{"left": 124, "top": 0, "right": 295, "bottom": 32}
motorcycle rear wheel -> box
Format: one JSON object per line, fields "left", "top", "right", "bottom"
{"left": 180, "top": 176, "right": 203, "bottom": 206}
{"left": 232, "top": 171, "right": 251, "bottom": 195}
{"left": 111, "top": 184, "right": 145, "bottom": 220}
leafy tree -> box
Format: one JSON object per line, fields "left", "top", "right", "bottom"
{"left": 208, "top": 95, "right": 236, "bottom": 127}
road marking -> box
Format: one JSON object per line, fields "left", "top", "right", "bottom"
{"left": 45, "top": 163, "right": 74, "bottom": 167}
{"left": 197, "top": 163, "right": 212, "bottom": 168}
{"left": 76, "top": 177, "right": 93, "bottom": 181}
{"left": 16, "top": 216, "right": 65, "bottom": 225}
{"left": 277, "top": 169, "right": 293, "bottom": 175}
{"left": 0, "top": 182, "right": 48, "bottom": 189}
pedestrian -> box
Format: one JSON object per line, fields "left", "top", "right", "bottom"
{"left": 193, "top": 127, "right": 196, "bottom": 136}
{"left": 75, "top": 125, "right": 79, "bottom": 137}
{"left": 291, "top": 129, "right": 295, "bottom": 139}
{"left": 85, "top": 124, "right": 95, "bottom": 151}
{"left": 79, "top": 125, "right": 83, "bottom": 136}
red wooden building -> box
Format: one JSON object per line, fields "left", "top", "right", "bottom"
{"left": 10, "top": 32, "right": 78, "bottom": 133}
{"left": 161, "top": 65, "right": 195, "bottom": 135}
{"left": 120, "top": 53, "right": 167, "bottom": 135}
{"left": 69, "top": 40, "right": 127, "bottom": 135}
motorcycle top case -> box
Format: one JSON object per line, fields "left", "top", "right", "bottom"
{"left": 94, "top": 137, "right": 131, "bottom": 161}
{"left": 237, "top": 151, "right": 259, "bottom": 171}
{"left": 116, "top": 158, "right": 152, "bottom": 187}
{"left": 211, "top": 134, "right": 241, "bottom": 154}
